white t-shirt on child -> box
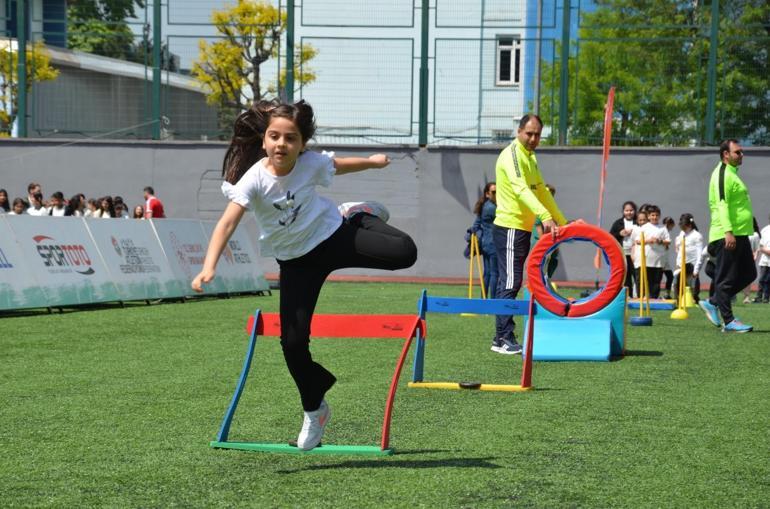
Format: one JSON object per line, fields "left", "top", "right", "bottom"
{"left": 630, "top": 225, "right": 644, "bottom": 269}
{"left": 641, "top": 223, "right": 670, "bottom": 268}
{"left": 631, "top": 223, "right": 670, "bottom": 268}
{"left": 757, "top": 225, "right": 770, "bottom": 268}
{"left": 222, "top": 150, "right": 342, "bottom": 260}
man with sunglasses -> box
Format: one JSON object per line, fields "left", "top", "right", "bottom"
{"left": 699, "top": 139, "right": 756, "bottom": 333}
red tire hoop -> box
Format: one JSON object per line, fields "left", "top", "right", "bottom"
{"left": 526, "top": 223, "right": 626, "bottom": 318}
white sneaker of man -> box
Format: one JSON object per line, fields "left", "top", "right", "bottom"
{"left": 338, "top": 201, "right": 390, "bottom": 223}
{"left": 296, "top": 400, "right": 331, "bottom": 451}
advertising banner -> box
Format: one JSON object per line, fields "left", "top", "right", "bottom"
{"left": 201, "top": 221, "right": 269, "bottom": 293}
{"left": 151, "top": 219, "right": 227, "bottom": 295}
{"left": 85, "top": 219, "right": 186, "bottom": 300}
{"left": 0, "top": 216, "right": 48, "bottom": 310}
{"left": 4, "top": 215, "right": 121, "bottom": 306}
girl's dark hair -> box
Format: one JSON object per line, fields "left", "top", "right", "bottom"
{"left": 222, "top": 99, "right": 316, "bottom": 184}
{"left": 646, "top": 204, "right": 661, "bottom": 215}
{"left": 64, "top": 195, "right": 82, "bottom": 216}
{"left": 622, "top": 200, "right": 637, "bottom": 213}
{"left": 12, "top": 197, "right": 28, "bottom": 211}
{"left": 663, "top": 216, "right": 675, "bottom": 228}
{"left": 754, "top": 216, "right": 760, "bottom": 234}
{"left": 473, "top": 182, "right": 496, "bottom": 216}
{"left": 100, "top": 196, "right": 116, "bottom": 218}
{"left": 638, "top": 203, "right": 650, "bottom": 214}
{"left": 0, "top": 188, "right": 9, "bottom": 212}
{"left": 679, "top": 213, "right": 698, "bottom": 231}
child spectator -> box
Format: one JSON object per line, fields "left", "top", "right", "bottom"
{"left": 532, "top": 184, "right": 560, "bottom": 279}
{"left": 609, "top": 201, "right": 637, "bottom": 297}
{"left": 93, "top": 196, "right": 116, "bottom": 218}
{"left": 635, "top": 205, "right": 670, "bottom": 299}
{"left": 742, "top": 218, "right": 761, "bottom": 303}
{"left": 64, "top": 195, "right": 85, "bottom": 217}
{"left": 48, "top": 191, "right": 66, "bottom": 217}
{"left": 673, "top": 213, "right": 704, "bottom": 305}
{"left": 471, "top": 182, "right": 497, "bottom": 298}
{"left": 0, "top": 189, "right": 9, "bottom": 213}
{"left": 114, "top": 202, "right": 130, "bottom": 219}
{"left": 754, "top": 214, "right": 770, "bottom": 303}
{"left": 630, "top": 210, "right": 648, "bottom": 296}
{"left": 133, "top": 205, "right": 145, "bottom": 219}
{"left": 26, "top": 192, "right": 47, "bottom": 216}
{"left": 661, "top": 216, "right": 676, "bottom": 299}
{"left": 84, "top": 198, "right": 98, "bottom": 218}
{"left": 9, "top": 197, "right": 28, "bottom": 215}
{"left": 26, "top": 182, "right": 41, "bottom": 206}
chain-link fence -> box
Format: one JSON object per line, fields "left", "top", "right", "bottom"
{"left": 3, "top": 0, "right": 768, "bottom": 146}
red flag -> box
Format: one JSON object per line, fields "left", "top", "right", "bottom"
{"left": 594, "top": 87, "right": 615, "bottom": 270}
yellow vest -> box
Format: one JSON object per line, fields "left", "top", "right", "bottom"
{"left": 493, "top": 140, "right": 567, "bottom": 231}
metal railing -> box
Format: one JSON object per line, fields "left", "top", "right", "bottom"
{"left": 3, "top": 0, "right": 768, "bottom": 146}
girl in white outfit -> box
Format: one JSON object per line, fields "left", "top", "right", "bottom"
{"left": 673, "top": 213, "right": 704, "bottom": 305}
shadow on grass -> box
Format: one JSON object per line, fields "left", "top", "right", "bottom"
{"left": 275, "top": 456, "right": 502, "bottom": 473}
{"left": 623, "top": 350, "right": 664, "bottom": 357}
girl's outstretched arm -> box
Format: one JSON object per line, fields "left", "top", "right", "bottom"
{"left": 334, "top": 154, "right": 390, "bottom": 175}
{"left": 191, "top": 201, "right": 246, "bottom": 292}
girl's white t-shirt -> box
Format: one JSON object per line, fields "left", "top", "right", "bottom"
{"left": 631, "top": 223, "right": 670, "bottom": 268}
{"left": 674, "top": 229, "right": 704, "bottom": 272}
{"left": 640, "top": 222, "right": 670, "bottom": 268}
{"left": 759, "top": 225, "right": 770, "bottom": 268}
{"left": 622, "top": 218, "right": 634, "bottom": 255}
{"left": 222, "top": 150, "right": 342, "bottom": 260}
{"left": 630, "top": 225, "right": 644, "bottom": 269}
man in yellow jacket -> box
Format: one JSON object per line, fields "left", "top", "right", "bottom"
{"left": 492, "top": 114, "right": 568, "bottom": 354}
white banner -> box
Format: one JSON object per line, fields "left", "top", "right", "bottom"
{"left": 3, "top": 215, "right": 121, "bottom": 306}
{"left": 150, "top": 219, "right": 227, "bottom": 296}
{"left": 201, "top": 221, "right": 269, "bottom": 294}
{"left": 85, "top": 219, "right": 186, "bottom": 300}
{"left": 0, "top": 216, "right": 49, "bottom": 310}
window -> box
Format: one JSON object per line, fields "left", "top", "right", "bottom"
{"left": 496, "top": 37, "right": 521, "bottom": 86}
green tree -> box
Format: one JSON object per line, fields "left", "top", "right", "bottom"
{"left": 191, "top": 1, "right": 317, "bottom": 131}
{"left": 0, "top": 41, "right": 59, "bottom": 136}
{"left": 537, "top": 0, "right": 769, "bottom": 146}
{"left": 714, "top": 1, "right": 770, "bottom": 145}
{"left": 67, "top": 0, "right": 145, "bottom": 61}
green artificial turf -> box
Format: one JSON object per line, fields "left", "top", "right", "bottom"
{"left": 1, "top": 282, "right": 768, "bottom": 508}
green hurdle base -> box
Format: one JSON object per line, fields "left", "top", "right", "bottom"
{"left": 210, "top": 441, "right": 394, "bottom": 456}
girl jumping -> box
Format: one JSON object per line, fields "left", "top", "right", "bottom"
{"left": 192, "top": 99, "right": 417, "bottom": 450}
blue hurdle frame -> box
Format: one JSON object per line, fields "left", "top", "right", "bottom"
{"left": 411, "top": 290, "right": 534, "bottom": 384}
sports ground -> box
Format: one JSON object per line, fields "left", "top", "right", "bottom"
{"left": 2, "top": 282, "right": 768, "bottom": 507}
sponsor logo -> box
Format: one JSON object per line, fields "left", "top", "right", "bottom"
{"left": 0, "top": 247, "right": 13, "bottom": 269}
{"left": 33, "top": 235, "right": 95, "bottom": 275}
{"left": 111, "top": 236, "right": 122, "bottom": 257}
{"left": 168, "top": 232, "right": 205, "bottom": 280}
{"left": 227, "top": 239, "right": 252, "bottom": 264}
{"left": 110, "top": 236, "right": 161, "bottom": 274}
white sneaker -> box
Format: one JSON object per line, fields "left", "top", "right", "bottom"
{"left": 296, "top": 400, "right": 331, "bottom": 451}
{"left": 338, "top": 201, "right": 390, "bottom": 223}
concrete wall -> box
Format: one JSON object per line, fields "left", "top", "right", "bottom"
{"left": 1, "top": 139, "right": 768, "bottom": 282}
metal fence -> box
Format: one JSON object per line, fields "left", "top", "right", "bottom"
{"left": 2, "top": 0, "right": 768, "bottom": 146}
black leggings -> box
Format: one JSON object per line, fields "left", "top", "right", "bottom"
{"left": 277, "top": 215, "right": 417, "bottom": 411}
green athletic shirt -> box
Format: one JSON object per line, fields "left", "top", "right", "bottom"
{"left": 494, "top": 139, "right": 567, "bottom": 231}
{"left": 708, "top": 161, "right": 754, "bottom": 241}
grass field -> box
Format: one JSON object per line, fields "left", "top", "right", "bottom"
{"left": 2, "top": 282, "right": 769, "bottom": 508}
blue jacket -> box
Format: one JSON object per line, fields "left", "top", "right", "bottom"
{"left": 472, "top": 199, "right": 497, "bottom": 255}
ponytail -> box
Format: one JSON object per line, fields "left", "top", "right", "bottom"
{"left": 222, "top": 99, "right": 317, "bottom": 184}
{"left": 679, "top": 213, "right": 698, "bottom": 232}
